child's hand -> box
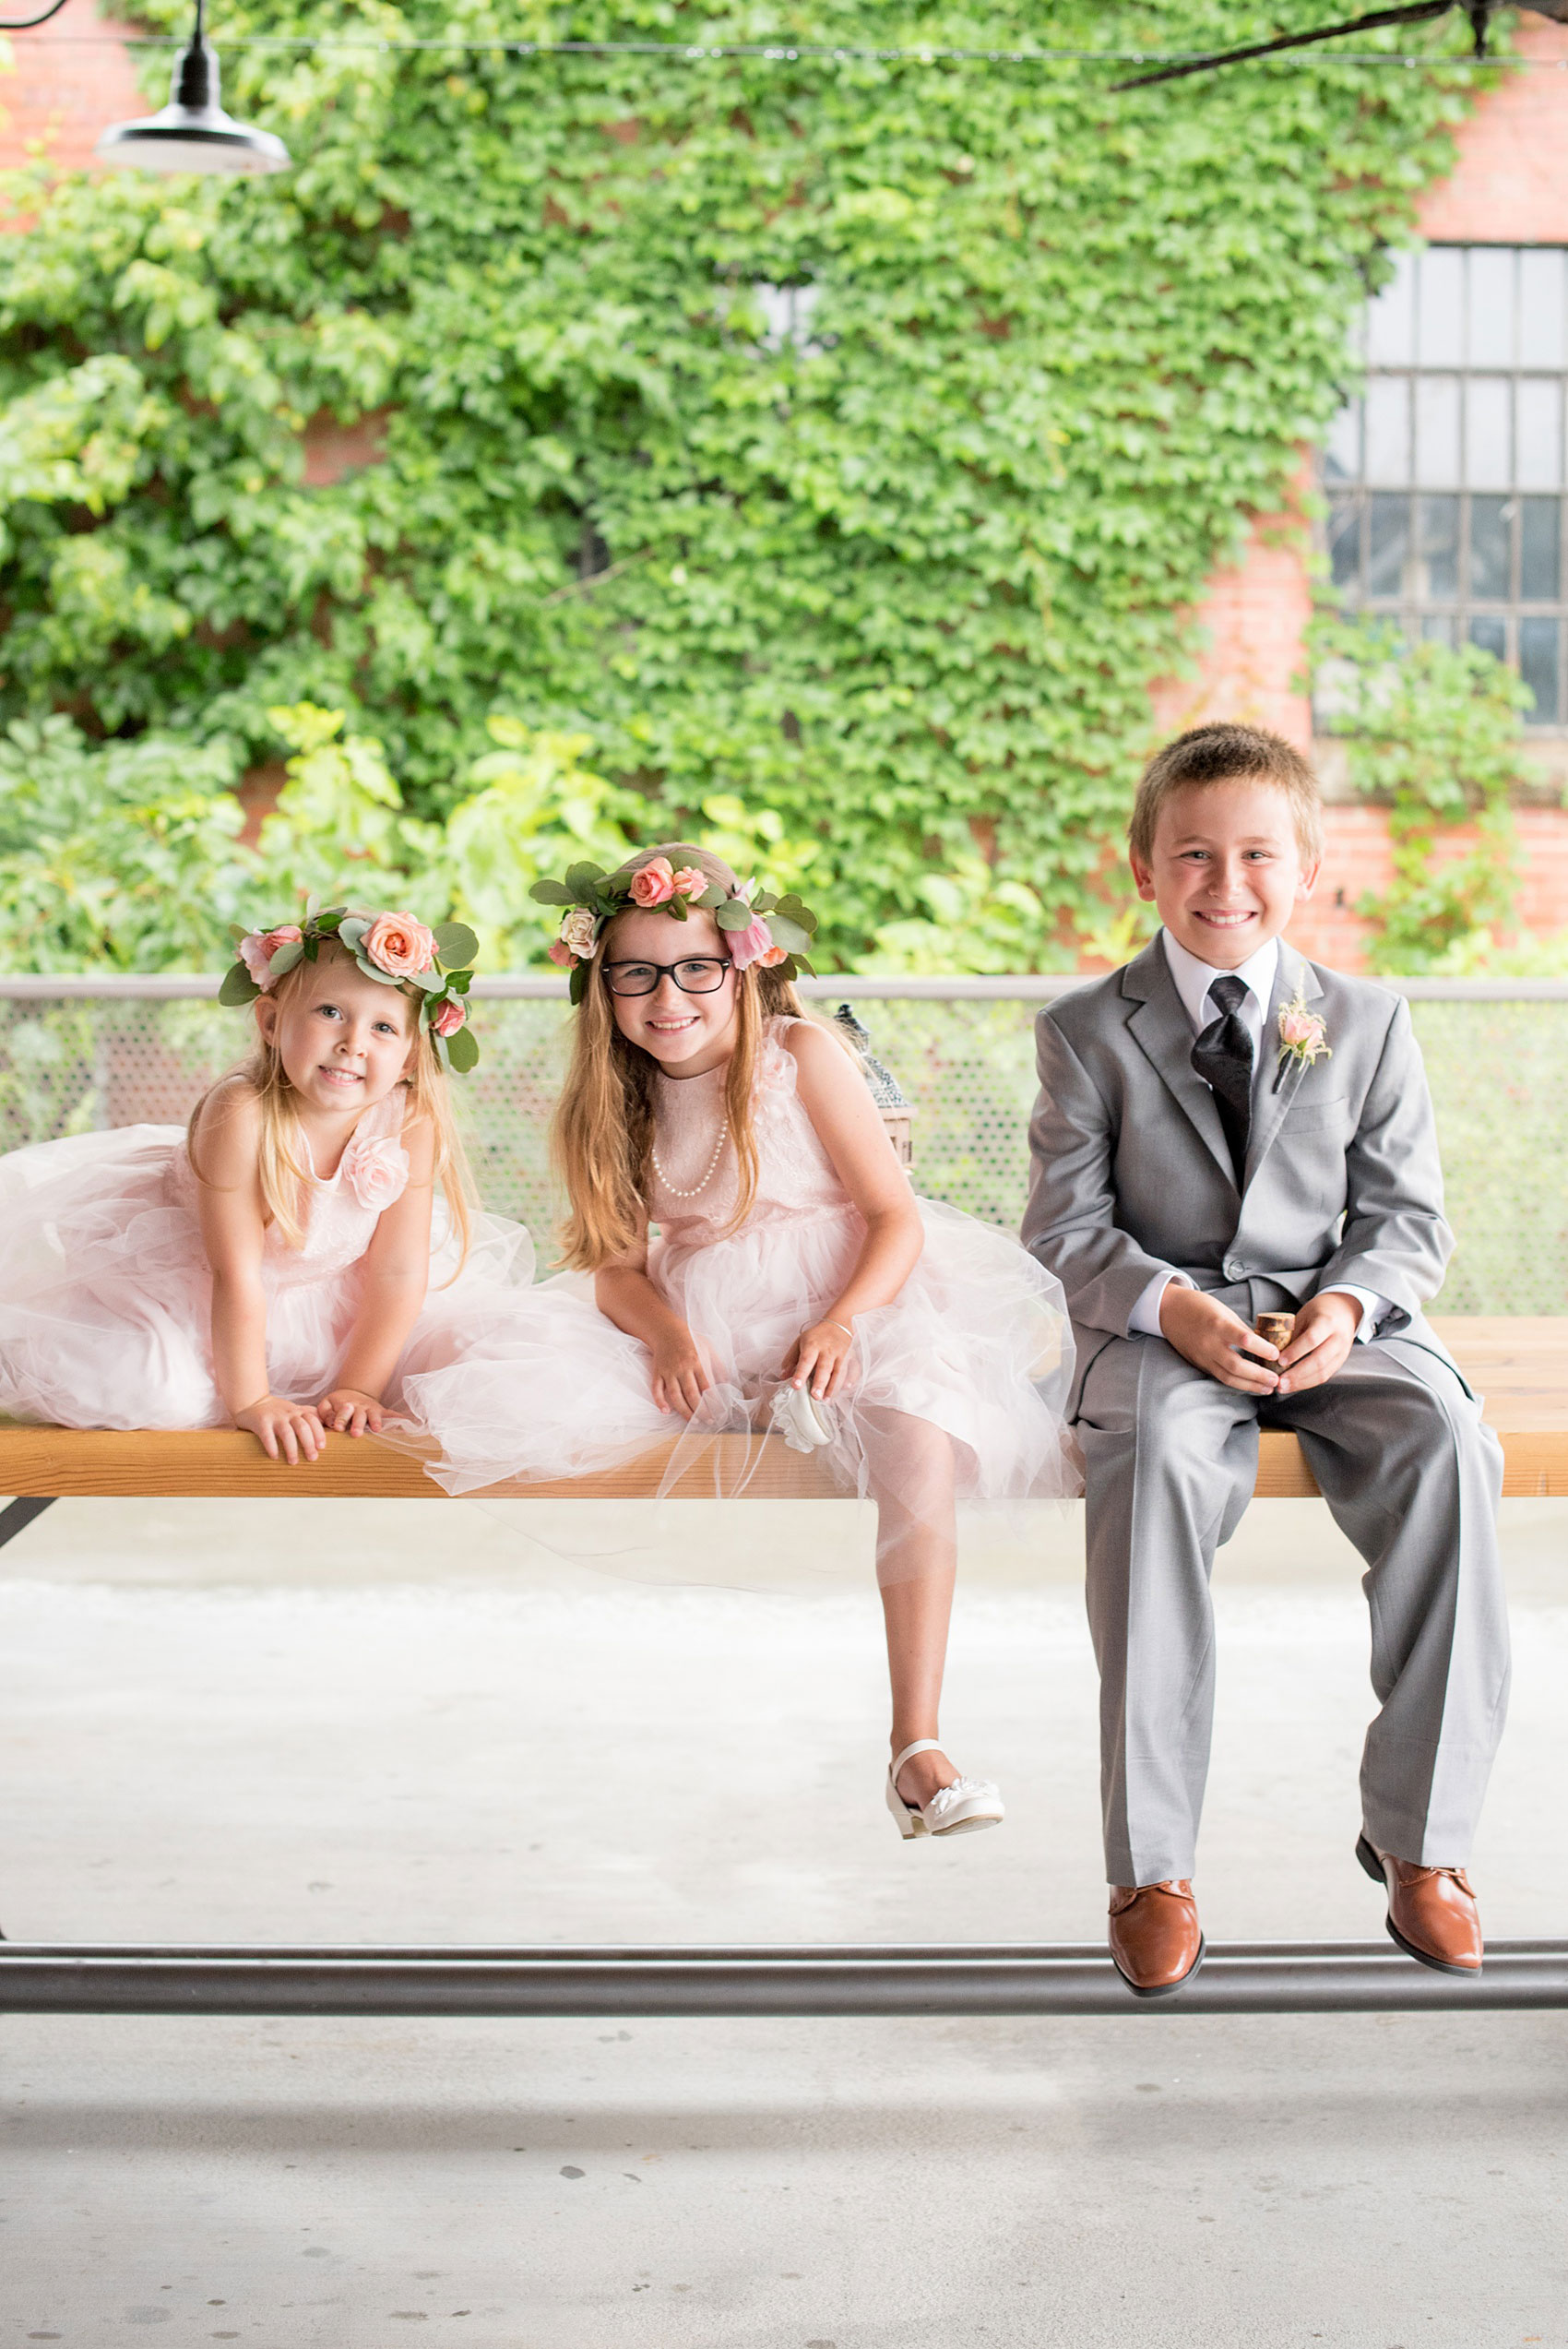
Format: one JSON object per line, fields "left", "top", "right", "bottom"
{"left": 649, "top": 1330, "right": 711, "bottom": 1419}
{"left": 782, "top": 1318, "right": 856, "bottom": 1403}
{"left": 1158, "top": 1288, "right": 1280, "bottom": 1395}
{"left": 234, "top": 1393, "right": 327, "bottom": 1463}
{"left": 318, "top": 1386, "right": 386, "bottom": 1437}
{"left": 1275, "top": 1292, "right": 1360, "bottom": 1395}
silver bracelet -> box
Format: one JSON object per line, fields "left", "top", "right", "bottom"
{"left": 829, "top": 1319, "right": 855, "bottom": 1342}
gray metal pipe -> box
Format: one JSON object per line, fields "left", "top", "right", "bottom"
{"left": 3, "top": 1942, "right": 1565, "bottom": 2017}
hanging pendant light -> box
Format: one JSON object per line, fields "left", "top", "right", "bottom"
{"left": 96, "top": 0, "right": 290, "bottom": 175}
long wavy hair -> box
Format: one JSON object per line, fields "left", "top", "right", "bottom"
{"left": 553, "top": 842, "right": 808, "bottom": 1270}
{"left": 188, "top": 938, "right": 475, "bottom": 1264}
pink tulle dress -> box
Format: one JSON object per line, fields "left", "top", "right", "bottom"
{"left": 0, "top": 1087, "right": 534, "bottom": 1431}
{"left": 397, "top": 1019, "right": 1075, "bottom": 1522}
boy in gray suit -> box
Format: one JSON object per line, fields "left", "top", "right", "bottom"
{"left": 1022, "top": 723, "right": 1508, "bottom": 1995}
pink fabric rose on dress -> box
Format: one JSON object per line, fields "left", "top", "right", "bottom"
{"left": 628, "top": 856, "right": 676, "bottom": 908}
{"left": 726, "top": 915, "right": 777, "bottom": 972}
{"left": 341, "top": 1134, "right": 410, "bottom": 1212}
{"left": 362, "top": 911, "right": 438, "bottom": 980}
{"left": 670, "top": 865, "right": 707, "bottom": 900}
{"left": 431, "top": 996, "right": 467, "bottom": 1038}
{"left": 239, "top": 924, "right": 302, "bottom": 990}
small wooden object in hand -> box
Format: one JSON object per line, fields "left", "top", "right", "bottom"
{"left": 1254, "top": 1312, "right": 1296, "bottom": 1353}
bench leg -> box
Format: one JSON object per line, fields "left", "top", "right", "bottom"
{"left": 0, "top": 1496, "right": 55, "bottom": 1554}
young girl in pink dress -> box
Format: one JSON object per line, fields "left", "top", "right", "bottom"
{"left": 399, "top": 845, "right": 1075, "bottom": 1839}
{"left": 0, "top": 906, "right": 532, "bottom": 1459}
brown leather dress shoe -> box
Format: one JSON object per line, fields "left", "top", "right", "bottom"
{"left": 1356, "top": 1834, "right": 1483, "bottom": 1975}
{"left": 1108, "top": 1879, "right": 1205, "bottom": 1998}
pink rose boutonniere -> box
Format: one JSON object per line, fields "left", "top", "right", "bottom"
{"left": 1273, "top": 992, "right": 1331, "bottom": 1093}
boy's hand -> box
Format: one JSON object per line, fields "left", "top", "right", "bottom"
{"left": 1158, "top": 1287, "right": 1280, "bottom": 1394}
{"left": 234, "top": 1393, "right": 326, "bottom": 1463}
{"left": 649, "top": 1327, "right": 711, "bottom": 1419}
{"left": 318, "top": 1386, "right": 385, "bottom": 1437}
{"left": 1275, "top": 1292, "right": 1360, "bottom": 1395}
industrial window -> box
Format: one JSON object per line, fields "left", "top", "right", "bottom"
{"left": 1324, "top": 244, "right": 1568, "bottom": 728}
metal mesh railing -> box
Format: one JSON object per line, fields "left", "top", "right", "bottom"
{"left": 2, "top": 974, "right": 1563, "bottom": 1313}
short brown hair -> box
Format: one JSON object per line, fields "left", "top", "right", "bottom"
{"left": 1129, "top": 723, "right": 1323, "bottom": 866}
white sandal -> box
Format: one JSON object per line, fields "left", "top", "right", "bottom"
{"left": 885, "top": 1738, "right": 1005, "bottom": 1840}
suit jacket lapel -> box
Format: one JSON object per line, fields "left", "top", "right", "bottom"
{"left": 1243, "top": 943, "right": 1324, "bottom": 1190}
{"left": 1123, "top": 937, "right": 1236, "bottom": 1187}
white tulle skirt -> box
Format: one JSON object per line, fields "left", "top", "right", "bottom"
{"left": 396, "top": 1198, "right": 1076, "bottom": 1571}
{"left": 0, "top": 1124, "right": 535, "bottom": 1431}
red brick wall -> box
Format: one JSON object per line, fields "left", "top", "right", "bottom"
{"left": 0, "top": 0, "right": 144, "bottom": 178}
{"left": 1149, "top": 489, "right": 1315, "bottom": 752}
{"left": 1161, "top": 17, "right": 1568, "bottom": 971}
{"left": 1416, "top": 16, "right": 1568, "bottom": 241}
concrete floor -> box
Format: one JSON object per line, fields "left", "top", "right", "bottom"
{"left": 1, "top": 1493, "right": 1565, "bottom": 2348}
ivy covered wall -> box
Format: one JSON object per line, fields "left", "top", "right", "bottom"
{"left": 0, "top": 3, "right": 1476, "bottom": 967}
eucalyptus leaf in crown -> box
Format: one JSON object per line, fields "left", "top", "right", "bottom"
{"left": 219, "top": 902, "right": 483, "bottom": 1073}
{"left": 530, "top": 855, "right": 818, "bottom": 1006}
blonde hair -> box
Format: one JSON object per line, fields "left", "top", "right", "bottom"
{"left": 188, "top": 938, "right": 475, "bottom": 1265}
{"left": 553, "top": 841, "right": 808, "bottom": 1271}
{"left": 1130, "top": 722, "right": 1324, "bottom": 866}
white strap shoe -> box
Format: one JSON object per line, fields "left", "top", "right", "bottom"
{"left": 885, "top": 1738, "right": 1005, "bottom": 1839}
{"left": 768, "top": 1381, "right": 836, "bottom": 1453}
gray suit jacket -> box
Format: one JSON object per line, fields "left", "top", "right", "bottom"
{"left": 1020, "top": 935, "right": 1457, "bottom": 1413}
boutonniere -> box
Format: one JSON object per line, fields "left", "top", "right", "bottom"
{"left": 1273, "top": 992, "right": 1331, "bottom": 1093}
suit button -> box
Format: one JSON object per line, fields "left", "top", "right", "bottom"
{"left": 1223, "top": 1258, "right": 1242, "bottom": 1280}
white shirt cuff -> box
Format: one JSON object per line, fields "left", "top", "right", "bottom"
{"left": 1130, "top": 1269, "right": 1192, "bottom": 1338}
{"left": 1318, "top": 1284, "right": 1386, "bottom": 1344}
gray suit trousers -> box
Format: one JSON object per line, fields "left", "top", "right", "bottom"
{"left": 1077, "top": 1294, "right": 1510, "bottom": 1887}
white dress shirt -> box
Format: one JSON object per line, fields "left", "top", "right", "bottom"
{"left": 1127, "top": 930, "right": 1384, "bottom": 1343}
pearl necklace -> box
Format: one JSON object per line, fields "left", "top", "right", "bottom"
{"left": 651, "top": 1119, "right": 729, "bottom": 1199}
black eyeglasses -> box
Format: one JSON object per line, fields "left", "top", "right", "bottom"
{"left": 602, "top": 957, "right": 731, "bottom": 999}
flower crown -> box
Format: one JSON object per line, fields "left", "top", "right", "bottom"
{"left": 218, "top": 902, "right": 482, "bottom": 1074}
{"left": 529, "top": 855, "right": 818, "bottom": 1007}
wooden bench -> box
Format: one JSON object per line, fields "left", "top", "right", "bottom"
{"left": 1, "top": 1317, "right": 1564, "bottom": 1507}
{"left": 4, "top": 1313, "right": 1565, "bottom": 2020}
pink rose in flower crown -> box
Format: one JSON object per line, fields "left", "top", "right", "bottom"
{"left": 340, "top": 1134, "right": 410, "bottom": 1212}
{"left": 362, "top": 911, "right": 438, "bottom": 981}
{"left": 238, "top": 924, "right": 303, "bottom": 991}
{"left": 628, "top": 856, "right": 676, "bottom": 908}
{"left": 431, "top": 997, "right": 468, "bottom": 1039}
{"left": 670, "top": 865, "right": 707, "bottom": 901}
{"left": 726, "top": 915, "right": 777, "bottom": 972}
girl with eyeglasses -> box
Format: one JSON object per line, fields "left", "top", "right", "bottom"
{"left": 398, "top": 843, "right": 1075, "bottom": 1840}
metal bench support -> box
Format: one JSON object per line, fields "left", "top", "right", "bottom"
{"left": 3, "top": 1941, "right": 1565, "bottom": 2017}
{"left": 0, "top": 1495, "right": 54, "bottom": 1552}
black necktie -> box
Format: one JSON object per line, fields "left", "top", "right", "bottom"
{"left": 1192, "top": 973, "right": 1253, "bottom": 1186}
